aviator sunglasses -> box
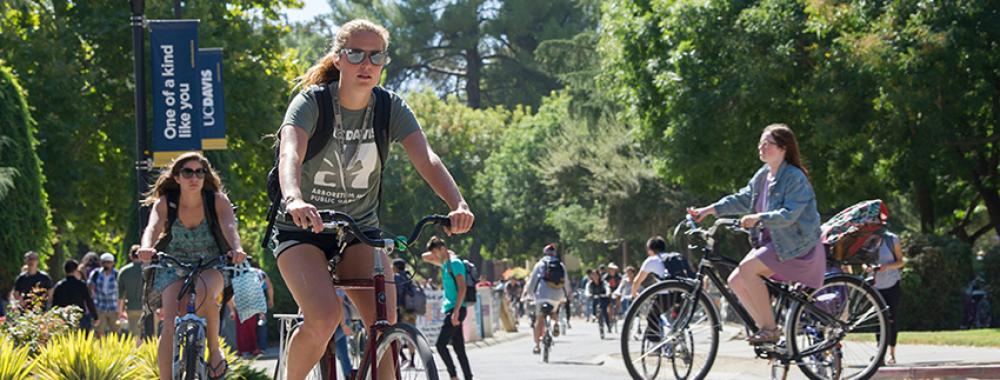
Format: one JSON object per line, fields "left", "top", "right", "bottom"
{"left": 340, "top": 48, "right": 390, "bottom": 66}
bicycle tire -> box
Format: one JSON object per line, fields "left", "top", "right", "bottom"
{"left": 356, "top": 323, "right": 438, "bottom": 380}
{"left": 542, "top": 333, "right": 551, "bottom": 363}
{"left": 787, "top": 274, "right": 888, "bottom": 380}
{"left": 274, "top": 321, "right": 327, "bottom": 380}
{"left": 182, "top": 327, "right": 202, "bottom": 380}
{"left": 621, "top": 280, "right": 719, "bottom": 380}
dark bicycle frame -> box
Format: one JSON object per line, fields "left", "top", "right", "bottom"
{"left": 665, "top": 218, "right": 861, "bottom": 362}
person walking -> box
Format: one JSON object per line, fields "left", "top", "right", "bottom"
{"left": 52, "top": 259, "right": 99, "bottom": 330}
{"left": 118, "top": 245, "right": 146, "bottom": 339}
{"left": 422, "top": 237, "right": 473, "bottom": 380}
{"left": 89, "top": 252, "right": 120, "bottom": 337}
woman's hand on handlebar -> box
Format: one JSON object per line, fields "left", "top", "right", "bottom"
{"left": 739, "top": 214, "right": 761, "bottom": 229}
{"left": 228, "top": 248, "right": 247, "bottom": 264}
{"left": 137, "top": 247, "right": 157, "bottom": 263}
{"left": 686, "top": 206, "right": 715, "bottom": 223}
{"left": 445, "top": 203, "right": 475, "bottom": 235}
{"left": 286, "top": 197, "right": 323, "bottom": 233}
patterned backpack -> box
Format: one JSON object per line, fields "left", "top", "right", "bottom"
{"left": 821, "top": 200, "right": 889, "bottom": 264}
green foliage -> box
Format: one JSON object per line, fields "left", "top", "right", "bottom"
{"left": 0, "top": 0, "right": 299, "bottom": 261}
{"left": 33, "top": 331, "right": 143, "bottom": 380}
{"left": 601, "top": 0, "right": 1000, "bottom": 243}
{"left": 0, "top": 63, "right": 53, "bottom": 291}
{"left": 0, "top": 334, "right": 35, "bottom": 380}
{"left": 326, "top": 0, "right": 596, "bottom": 109}
{"left": 0, "top": 295, "right": 81, "bottom": 356}
{"left": 897, "top": 234, "right": 975, "bottom": 330}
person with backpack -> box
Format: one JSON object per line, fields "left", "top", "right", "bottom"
{"left": 521, "top": 243, "right": 572, "bottom": 354}
{"left": 136, "top": 152, "right": 247, "bottom": 380}
{"left": 422, "top": 236, "right": 474, "bottom": 380}
{"left": 631, "top": 236, "right": 696, "bottom": 298}
{"left": 687, "top": 123, "right": 824, "bottom": 345}
{"left": 268, "top": 18, "right": 474, "bottom": 380}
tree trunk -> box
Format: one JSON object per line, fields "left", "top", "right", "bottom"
{"left": 465, "top": 48, "right": 482, "bottom": 109}
{"left": 914, "top": 177, "right": 935, "bottom": 233}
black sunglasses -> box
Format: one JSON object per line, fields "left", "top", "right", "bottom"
{"left": 179, "top": 168, "right": 208, "bottom": 179}
{"left": 341, "top": 48, "right": 390, "bottom": 66}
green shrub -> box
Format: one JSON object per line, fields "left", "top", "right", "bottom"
{"left": 0, "top": 334, "right": 34, "bottom": 380}
{"left": 0, "top": 64, "right": 53, "bottom": 293}
{"left": 983, "top": 246, "right": 1000, "bottom": 327}
{"left": 897, "top": 234, "right": 975, "bottom": 330}
{"left": 32, "top": 330, "right": 142, "bottom": 380}
{"left": 0, "top": 294, "right": 81, "bottom": 356}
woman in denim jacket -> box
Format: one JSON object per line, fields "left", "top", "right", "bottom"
{"left": 688, "top": 124, "right": 825, "bottom": 344}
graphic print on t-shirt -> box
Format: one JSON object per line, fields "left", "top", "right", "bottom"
{"left": 309, "top": 132, "right": 378, "bottom": 205}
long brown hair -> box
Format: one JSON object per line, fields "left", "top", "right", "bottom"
{"left": 764, "top": 123, "right": 810, "bottom": 182}
{"left": 142, "top": 152, "right": 224, "bottom": 206}
{"left": 298, "top": 19, "right": 391, "bottom": 88}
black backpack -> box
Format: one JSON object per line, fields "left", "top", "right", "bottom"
{"left": 660, "top": 252, "right": 696, "bottom": 279}
{"left": 261, "top": 84, "right": 393, "bottom": 248}
{"left": 542, "top": 256, "right": 565, "bottom": 288}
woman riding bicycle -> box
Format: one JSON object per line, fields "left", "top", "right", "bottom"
{"left": 273, "top": 19, "right": 474, "bottom": 380}
{"left": 687, "top": 123, "right": 824, "bottom": 345}
{"left": 138, "top": 152, "right": 247, "bottom": 380}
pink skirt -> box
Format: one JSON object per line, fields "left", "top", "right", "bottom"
{"left": 749, "top": 242, "right": 826, "bottom": 289}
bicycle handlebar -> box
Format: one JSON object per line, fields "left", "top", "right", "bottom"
{"left": 281, "top": 211, "right": 452, "bottom": 251}
{"left": 154, "top": 253, "right": 228, "bottom": 272}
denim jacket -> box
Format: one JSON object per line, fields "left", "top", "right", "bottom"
{"left": 711, "top": 161, "right": 821, "bottom": 261}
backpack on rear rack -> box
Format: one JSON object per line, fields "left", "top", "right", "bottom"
{"left": 821, "top": 199, "right": 889, "bottom": 265}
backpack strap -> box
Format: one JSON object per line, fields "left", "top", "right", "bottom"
{"left": 154, "top": 190, "right": 181, "bottom": 252}
{"left": 372, "top": 86, "right": 392, "bottom": 222}
{"left": 202, "top": 189, "right": 232, "bottom": 255}
{"left": 305, "top": 83, "right": 335, "bottom": 162}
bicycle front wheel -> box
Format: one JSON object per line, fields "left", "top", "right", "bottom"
{"left": 621, "top": 280, "right": 719, "bottom": 380}
{"left": 787, "top": 274, "right": 888, "bottom": 380}
{"left": 275, "top": 321, "right": 327, "bottom": 380}
{"left": 356, "top": 323, "right": 438, "bottom": 380}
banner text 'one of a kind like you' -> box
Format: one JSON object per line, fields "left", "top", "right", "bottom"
{"left": 150, "top": 20, "right": 202, "bottom": 166}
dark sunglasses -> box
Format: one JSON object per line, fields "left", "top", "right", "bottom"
{"left": 340, "top": 48, "right": 390, "bottom": 66}
{"left": 179, "top": 168, "right": 208, "bottom": 179}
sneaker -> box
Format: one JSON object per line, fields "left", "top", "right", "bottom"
{"left": 532, "top": 346, "right": 541, "bottom": 354}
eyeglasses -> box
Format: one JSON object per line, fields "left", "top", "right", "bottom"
{"left": 340, "top": 48, "right": 390, "bottom": 66}
{"left": 180, "top": 168, "right": 208, "bottom": 179}
{"left": 758, "top": 140, "right": 780, "bottom": 149}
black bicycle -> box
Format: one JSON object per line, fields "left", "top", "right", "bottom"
{"left": 621, "top": 216, "right": 889, "bottom": 380}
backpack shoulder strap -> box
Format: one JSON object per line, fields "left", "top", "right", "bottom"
{"left": 372, "top": 86, "right": 392, "bottom": 168}
{"left": 202, "top": 190, "right": 232, "bottom": 255}
{"left": 165, "top": 189, "right": 180, "bottom": 227}
{"left": 304, "top": 83, "right": 334, "bottom": 162}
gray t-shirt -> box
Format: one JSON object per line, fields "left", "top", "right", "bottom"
{"left": 277, "top": 83, "right": 421, "bottom": 230}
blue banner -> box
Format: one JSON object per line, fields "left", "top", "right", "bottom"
{"left": 150, "top": 20, "right": 202, "bottom": 166}
{"left": 198, "top": 48, "right": 226, "bottom": 150}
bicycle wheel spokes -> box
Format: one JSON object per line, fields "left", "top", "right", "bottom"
{"left": 358, "top": 324, "right": 438, "bottom": 380}
{"left": 790, "top": 276, "right": 887, "bottom": 380}
{"left": 621, "top": 281, "right": 719, "bottom": 380}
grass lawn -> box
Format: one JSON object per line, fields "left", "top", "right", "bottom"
{"left": 846, "top": 328, "right": 1000, "bottom": 348}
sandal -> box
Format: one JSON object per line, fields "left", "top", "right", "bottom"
{"left": 208, "top": 357, "right": 229, "bottom": 380}
{"left": 747, "top": 328, "right": 780, "bottom": 345}
{"left": 885, "top": 355, "right": 896, "bottom": 366}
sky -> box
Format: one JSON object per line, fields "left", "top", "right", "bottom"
{"left": 283, "top": 0, "right": 332, "bottom": 23}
